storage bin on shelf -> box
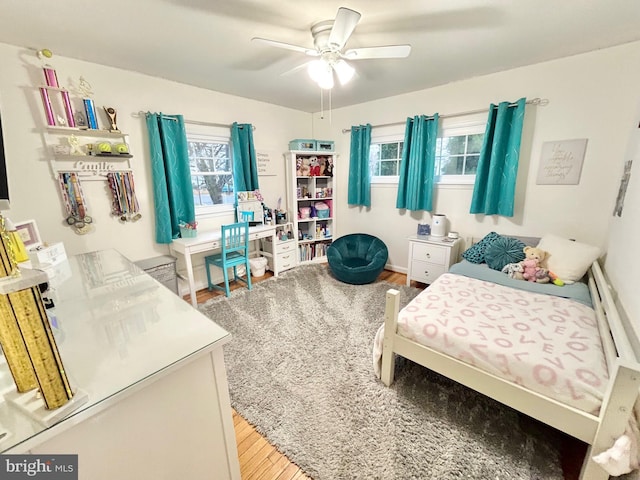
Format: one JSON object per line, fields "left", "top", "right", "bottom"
{"left": 299, "top": 207, "right": 311, "bottom": 219}
{"left": 315, "top": 202, "right": 330, "bottom": 219}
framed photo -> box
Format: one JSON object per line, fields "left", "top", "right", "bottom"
{"left": 14, "top": 220, "right": 42, "bottom": 249}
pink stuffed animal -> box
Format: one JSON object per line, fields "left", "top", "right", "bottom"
{"left": 520, "top": 246, "right": 549, "bottom": 283}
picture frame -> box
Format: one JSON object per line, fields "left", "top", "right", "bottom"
{"left": 14, "top": 219, "right": 42, "bottom": 249}
{"left": 536, "top": 138, "right": 588, "bottom": 185}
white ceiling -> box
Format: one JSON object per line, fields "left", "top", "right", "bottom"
{"left": 1, "top": 0, "right": 640, "bottom": 113}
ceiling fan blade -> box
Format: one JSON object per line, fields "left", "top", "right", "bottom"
{"left": 343, "top": 45, "right": 411, "bottom": 60}
{"left": 280, "top": 61, "right": 312, "bottom": 77}
{"left": 251, "top": 37, "right": 319, "bottom": 56}
{"left": 328, "top": 7, "right": 361, "bottom": 50}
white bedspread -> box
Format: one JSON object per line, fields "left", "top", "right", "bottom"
{"left": 374, "top": 273, "right": 609, "bottom": 415}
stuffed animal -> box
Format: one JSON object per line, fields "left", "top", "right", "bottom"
{"left": 521, "top": 246, "right": 549, "bottom": 283}
{"left": 309, "top": 156, "right": 321, "bottom": 176}
{"left": 318, "top": 157, "right": 327, "bottom": 176}
{"left": 501, "top": 262, "right": 524, "bottom": 280}
{"left": 325, "top": 157, "right": 334, "bottom": 177}
{"left": 534, "top": 268, "right": 551, "bottom": 284}
{"left": 296, "top": 158, "right": 303, "bottom": 176}
{"left": 300, "top": 157, "right": 311, "bottom": 176}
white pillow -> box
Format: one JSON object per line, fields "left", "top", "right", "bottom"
{"left": 537, "top": 234, "right": 601, "bottom": 282}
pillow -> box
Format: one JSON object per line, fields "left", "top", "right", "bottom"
{"left": 461, "top": 232, "right": 502, "bottom": 264}
{"left": 537, "top": 234, "right": 601, "bottom": 282}
{"left": 484, "top": 236, "right": 526, "bottom": 271}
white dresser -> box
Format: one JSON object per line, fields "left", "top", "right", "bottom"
{"left": 261, "top": 223, "right": 297, "bottom": 274}
{"left": 406, "top": 235, "right": 462, "bottom": 286}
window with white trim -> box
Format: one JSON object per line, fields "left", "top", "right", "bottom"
{"left": 435, "top": 118, "right": 485, "bottom": 185}
{"left": 369, "top": 134, "right": 403, "bottom": 184}
{"left": 369, "top": 114, "right": 486, "bottom": 185}
{"left": 186, "top": 132, "right": 235, "bottom": 215}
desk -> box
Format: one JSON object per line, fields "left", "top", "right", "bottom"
{"left": 2, "top": 249, "right": 240, "bottom": 480}
{"left": 170, "top": 224, "right": 277, "bottom": 307}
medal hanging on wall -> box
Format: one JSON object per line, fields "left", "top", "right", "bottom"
{"left": 57, "top": 172, "right": 93, "bottom": 234}
{"left": 107, "top": 171, "right": 141, "bottom": 222}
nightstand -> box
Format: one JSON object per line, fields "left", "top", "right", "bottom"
{"left": 406, "top": 235, "right": 462, "bottom": 286}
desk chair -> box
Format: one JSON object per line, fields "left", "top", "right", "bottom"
{"left": 205, "top": 222, "right": 252, "bottom": 297}
{"left": 239, "top": 211, "right": 254, "bottom": 222}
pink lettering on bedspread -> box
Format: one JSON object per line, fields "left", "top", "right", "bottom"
{"left": 396, "top": 273, "right": 608, "bottom": 415}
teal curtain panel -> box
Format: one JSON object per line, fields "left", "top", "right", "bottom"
{"left": 146, "top": 113, "right": 195, "bottom": 244}
{"left": 396, "top": 114, "right": 439, "bottom": 211}
{"left": 470, "top": 98, "right": 526, "bottom": 217}
{"left": 231, "top": 123, "right": 259, "bottom": 192}
{"left": 348, "top": 124, "right": 372, "bottom": 207}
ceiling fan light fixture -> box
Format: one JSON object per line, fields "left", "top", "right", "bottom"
{"left": 307, "top": 59, "right": 334, "bottom": 89}
{"left": 333, "top": 59, "right": 355, "bottom": 86}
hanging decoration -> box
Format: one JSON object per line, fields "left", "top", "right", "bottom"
{"left": 107, "top": 171, "right": 141, "bottom": 222}
{"left": 57, "top": 172, "right": 93, "bottom": 234}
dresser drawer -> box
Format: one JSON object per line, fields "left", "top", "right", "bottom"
{"left": 267, "top": 250, "right": 297, "bottom": 272}
{"left": 410, "top": 260, "right": 446, "bottom": 284}
{"left": 412, "top": 243, "right": 447, "bottom": 265}
{"left": 277, "top": 241, "right": 296, "bottom": 253}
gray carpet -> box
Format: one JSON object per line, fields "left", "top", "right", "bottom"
{"left": 200, "top": 264, "right": 564, "bottom": 480}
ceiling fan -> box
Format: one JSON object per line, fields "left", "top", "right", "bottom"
{"left": 252, "top": 7, "right": 412, "bottom": 89}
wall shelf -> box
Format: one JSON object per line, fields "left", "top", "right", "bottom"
{"left": 46, "top": 126, "right": 126, "bottom": 139}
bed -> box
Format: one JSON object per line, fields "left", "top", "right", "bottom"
{"left": 374, "top": 234, "right": 640, "bottom": 480}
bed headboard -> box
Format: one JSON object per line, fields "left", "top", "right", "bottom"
{"left": 470, "top": 235, "right": 540, "bottom": 247}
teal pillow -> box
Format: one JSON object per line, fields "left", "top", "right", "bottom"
{"left": 461, "top": 232, "right": 502, "bottom": 264}
{"left": 485, "top": 236, "right": 526, "bottom": 271}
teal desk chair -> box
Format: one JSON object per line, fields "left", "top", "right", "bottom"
{"left": 239, "top": 211, "right": 254, "bottom": 222}
{"left": 205, "top": 222, "right": 252, "bottom": 297}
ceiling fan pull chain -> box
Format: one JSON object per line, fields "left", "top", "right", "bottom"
{"left": 329, "top": 88, "right": 332, "bottom": 125}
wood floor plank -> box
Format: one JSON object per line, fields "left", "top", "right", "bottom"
{"left": 254, "top": 455, "right": 292, "bottom": 480}
{"left": 241, "top": 442, "right": 277, "bottom": 478}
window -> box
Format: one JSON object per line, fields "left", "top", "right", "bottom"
{"left": 369, "top": 135, "right": 403, "bottom": 184}
{"left": 435, "top": 126, "right": 484, "bottom": 185}
{"left": 368, "top": 116, "right": 486, "bottom": 185}
{"left": 186, "top": 133, "right": 235, "bottom": 215}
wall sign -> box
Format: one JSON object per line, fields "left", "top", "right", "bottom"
{"left": 536, "top": 138, "right": 588, "bottom": 185}
{"left": 256, "top": 151, "right": 278, "bottom": 177}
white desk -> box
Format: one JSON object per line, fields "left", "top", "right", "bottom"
{"left": 170, "top": 224, "right": 278, "bottom": 307}
{"left": 1, "top": 249, "right": 240, "bottom": 480}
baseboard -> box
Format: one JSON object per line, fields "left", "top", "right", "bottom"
{"left": 384, "top": 263, "right": 407, "bottom": 274}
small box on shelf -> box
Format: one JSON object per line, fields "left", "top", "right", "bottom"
{"left": 179, "top": 227, "right": 197, "bottom": 238}
{"left": 28, "top": 242, "right": 67, "bottom": 267}
{"left": 289, "top": 139, "right": 317, "bottom": 151}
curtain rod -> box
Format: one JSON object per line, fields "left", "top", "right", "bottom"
{"left": 131, "top": 111, "right": 255, "bottom": 130}
{"left": 341, "top": 97, "right": 548, "bottom": 134}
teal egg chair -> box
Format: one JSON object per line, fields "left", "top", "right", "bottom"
{"left": 327, "top": 233, "right": 388, "bottom": 285}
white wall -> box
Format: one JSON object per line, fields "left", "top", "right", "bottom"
{"left": 311, "top": 41, "right": 640, "bottom": 276}
{"left": 0, "top": 42, "right": 310, "bottom": 288}
{"left": 605, "top": 100, "right": 640, "bottom": 329}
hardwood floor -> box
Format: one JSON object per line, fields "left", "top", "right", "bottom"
{"left": 186, "top": 267, "right": 585, "bottom": 480}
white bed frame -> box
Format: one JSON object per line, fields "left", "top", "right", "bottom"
{"left": 380, "top": 260, "right": 640, "bottom": 480}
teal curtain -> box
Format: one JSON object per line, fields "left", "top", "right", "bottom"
{"left": 146, "top": 113, "right": 195, "bottom": 244}
{"left": 470, "top": 98, "right": 526, "bottom": 217}
{"left": 396, "top": 114, "right": 439, "bottom": 211}
{"left": 348, "top": 124, "right": 372, "bottom": 207}
{"left": 231, "top": 122, "right": 259, "bottom": 192}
